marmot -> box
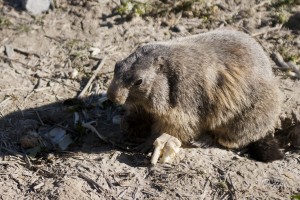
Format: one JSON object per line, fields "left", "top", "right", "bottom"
{"left": 107, "top": 29, "right": 283, "bottom": 162}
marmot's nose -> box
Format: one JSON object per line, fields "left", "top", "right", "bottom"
{"left": 107, "top": 81, "right": 128, "bottom": 105}
{"left": 107, "top": 91, "right": 127, "bottom": 105}
{"left": 107, "top": 89, "right": 126, "bottom": 104}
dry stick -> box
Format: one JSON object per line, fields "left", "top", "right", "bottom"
{"left": 0, "top": 97, "right": 11, "bottom": 108}
{"left": 78, "top": 172, "right": 104, "bottom": 194}
{"left": 14, "top": 47, "right": 40, "bottom": 58}
{"left": 34, "top": 110, "right": 45, "bottom": 126}
{"left": 24, "top": 154, "right": 33, "bottom": 169}
{"left": 226, "top": 174, "right": 237, "bottom": 200}
{"left": 272, "top": 52, "right": 300, "bottom": 79}
{"left": 287, "top": 61, "right": 300, "bottom": 78}
{"left": 78, "top": 57, "right": 106, "bottom": 99}
{"left": 33, "top": 182, "right": 45, "bottom": 190}
{"left": 200, "top": 177, "right": 211, "bottom": 200}
{"left": 0, "top": 55, "right": 34, "bottom": 69}
{"left": 251, "top": 24, "right": 282, "bottom": 37}
{"left": 118, "top": 189, "right": 127, "bottom": 199}
{"left": 253, "top": 0, "right": 271, "bottom": 9}
{"left": 81, "top": 121, "right": 109, "bottom": 143}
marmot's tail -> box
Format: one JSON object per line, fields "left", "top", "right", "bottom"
{"left": 248, "top": 135, "right": 284, "bottom": 162}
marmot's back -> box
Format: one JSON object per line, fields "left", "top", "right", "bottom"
{"left": 157, "top": 30, "right": 272, "bottom": 78}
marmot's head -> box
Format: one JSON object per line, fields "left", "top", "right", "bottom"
{"left": 107, "top": 44, "right": 169, "bottom": 106}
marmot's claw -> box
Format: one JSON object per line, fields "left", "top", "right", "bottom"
{"left": 151, "top": 133, "right": 181, "bottom": 165}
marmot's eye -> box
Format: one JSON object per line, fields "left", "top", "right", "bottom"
{"left": 134, "top": 79, "right": 143, "bottom": 86}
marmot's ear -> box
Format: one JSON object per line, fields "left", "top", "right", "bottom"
{"left": 154, "top": 56, "right": 165, "bottom": 72}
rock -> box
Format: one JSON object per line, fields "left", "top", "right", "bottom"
{"left": 45, "top": 128, "right": 73, "bottom": 150}
{"left": 4, "top": 45, "right": 14, "bottom": 58}
{"left": 20, "top": 132, "right": 40, "bottom": 148}
{"left": 171, "top": 24, "right": 186, "bottom": 33}
{"left": 89, "top": 47, "right": 101, "bottom": 56}
{"left": 69, "top": 69, "right": 78, "bottom": 79}
{"left": 182, "top": 11, "right": 194, "bottom": 18}
{"left": 22, "top": 0, "right": 51, "bottom": 15}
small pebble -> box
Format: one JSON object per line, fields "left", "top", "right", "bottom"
{"left": 5, "top": 45, "right": 14, "bottom": 58}
{"left": 70, "top": 69, "right": 79, "bottom": 79}
{"left": 89, "top": 47, "right": 101, "bottom": 56}
{"left": 171, "top": 25, "right": 186, "bottom": 33}
{"left": 22, "top": 0, "right": 50, "bottom": 15}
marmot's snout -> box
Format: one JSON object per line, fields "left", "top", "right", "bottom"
{"left": 107, "top": 78, "right": 128, "bottom": 105}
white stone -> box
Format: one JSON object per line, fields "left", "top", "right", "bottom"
{"left": 23, "top": 0, "right": 50, "bottom": 15}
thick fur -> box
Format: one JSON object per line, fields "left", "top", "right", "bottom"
{"left": 107, "top": 30, "right": 283, "bottom": 162}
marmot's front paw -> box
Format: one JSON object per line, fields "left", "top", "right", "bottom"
{"left": 151, "top": 133, "right": 181, "bottom": 165}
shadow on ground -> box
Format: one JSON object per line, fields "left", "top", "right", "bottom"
{"left": 0, "top": 96, "right": 138, "bottom": 163}
{"left": 2, "top": 0, "right": 23, "bottom": 11}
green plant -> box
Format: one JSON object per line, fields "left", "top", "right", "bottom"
{"left": 0, "top": 15, "right": 12, "bottom": 28}
{"left": 291, "top": 195, "right": 300, "bottom": 200}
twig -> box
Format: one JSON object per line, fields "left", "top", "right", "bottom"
{"left": 89, "top": 56, "right": 102, "bottom": 61}
{"left": 251, "top": 25, "right": 282, "bottom": 37}
{"left": 0, "top": 97, "right": 11, "bottom": 108}
{"left": 118, "top": 189, "right": 127, "bottom": 198}
{"left": 41, "top": 77, "right": 78, "bottom": 91}
{"left": 34, "top": 110, "right": 45, "bottom": 126}
{"left": 24, "top": 154, "right": 33, "bottom": 169}
{"left": 132, "top": 187, "right": 140, "bottom": 199}
{"left": 272, "top": 52, "right": 300, "bottom": 79}
{"left": 0, "top": 87, "right": 34, "bottom": 92}
{"left": 226, "top": 174, "right": 237, "bottom": 200}
{"left": 44, "top": 35, "right": 66, "bottom": 43}
{"left": 78, "top": 57, "right": 106, "bottom": 99}
{"left": 14, "top": 47, "right": 40, "bottom": 58}
{"left": 81, "top": 121, "right": 109, "bottom": 143}
{"left": 78, "top": 172, "right": 104, "bottom": 193}
{"left": 253, "top": 0, "right": 271, "bottom": 9}
{"left": 287, "top": 61, "right": 300, "bottom": 78}
{"left": 0, "top": 55, "right": 34, "bottom": 69}
{"left": 34, "top": 86, "right": 52, "bottom": 92}
{"left": 105, "top": 177, "right": 113, "bottom": 189}
{"left": 200, "top": 177, "right": 211, "bottom": 200}
{"left": 0, "top": 161, "right": 13, "bottom": 165}
{"left": 33, "top": 182, "right": 44, "bottom": 190}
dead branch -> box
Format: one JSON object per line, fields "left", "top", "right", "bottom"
{"left": 0, "top": 55, "right": 34, "bottom": 69}
{"left": 78, "top": 57, "right": 106, "bottom": 99}
{"left": 78, "top": 172, "right": 104, "bottom": 194}
{"left": 81, "top": 121, "right": 109, "bottom": 143}
{"left": 14, "top": 47, "right": 40, "bottom": 58}
{"left": 200, "top": 177, "right": 211, "bottom": 200}
{"left": 251, "top": 25, "right": 282, "bottom": 37}
{"left": 272, "top": 52, "right": 300, "bottom": 79}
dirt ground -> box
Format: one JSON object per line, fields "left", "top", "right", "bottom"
{"left": 0, "top": 0, "right": 300, "bottom": 199}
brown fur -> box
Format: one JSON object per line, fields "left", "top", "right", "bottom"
{"left": 107, "top": 30, "right": 283, "bottom": 161}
